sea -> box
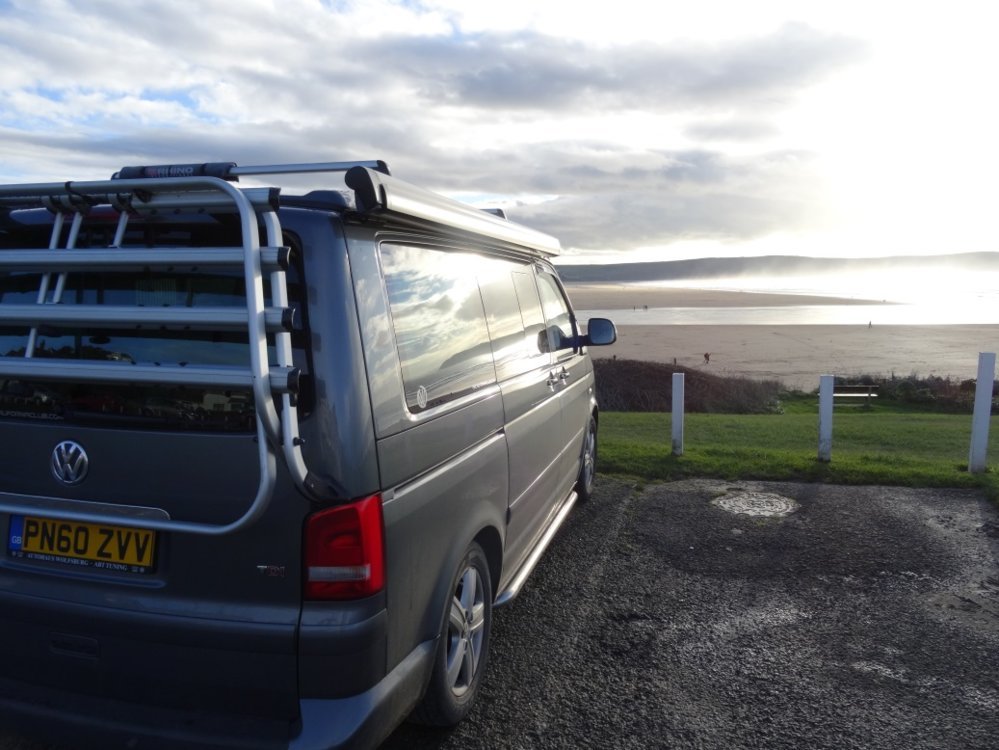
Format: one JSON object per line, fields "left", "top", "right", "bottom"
{"left": 574, "top": 268, "right": 999, "bottom": 326}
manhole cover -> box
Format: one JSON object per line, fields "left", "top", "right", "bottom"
{"left": 712, "top": 491, "right": 799, "bottom": 517}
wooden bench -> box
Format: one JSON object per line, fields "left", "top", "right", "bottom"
{"left": 833, "top": 384, "right": 879, "bottom": 407}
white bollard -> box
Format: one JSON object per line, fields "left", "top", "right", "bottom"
{"left": 818, "top": 374, "right": 834, "bottom": 462}
{"left": 968, "top": 352, "right": 996, "bottom": 473}
{"left": 672, "top": 372, "right": 684, "bottom": 456}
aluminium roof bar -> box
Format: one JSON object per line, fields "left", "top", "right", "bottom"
{"left": 0, "top": 186, "right": 280, "bottom": 215}
{"left": 228, "top": 160, "right": 390, "bottom": 176}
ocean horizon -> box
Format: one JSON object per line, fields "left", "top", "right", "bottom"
{"left": 571, "top": 267, "right": 999, "bottom": 326}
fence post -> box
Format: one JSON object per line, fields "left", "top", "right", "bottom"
{"left": 818, "top": 374, "right": 834, "bottom": 462}
{"left": 969, "top": 352, "right": 996, "bottom": 473}
{"left": 671, "top": 372, "right": 684, "bottom": 456}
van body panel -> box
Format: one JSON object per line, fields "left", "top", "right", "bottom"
{"left": 374, "top": 391, "right": 504, "bottom": 489}
{"left": 554, "top": 358, "right": 596, "bottom": 489}
{"left": 0, "top": 422, "right": 262, "bottom": 523}
{"left": 500, "top": 367, "right": 564, "bottom": 581}
{"left": 381, "top": 431, "right": 508, "bottom": 668}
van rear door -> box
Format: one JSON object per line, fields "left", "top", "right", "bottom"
{"left": 0, "top": 209, "right": 309, "bottom": 729}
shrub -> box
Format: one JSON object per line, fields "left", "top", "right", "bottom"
{"left": 837, "top": 373, "right": 995, "bottom": 412}
{"left": 593, "top": 359, "right": 783, "bottom": 414}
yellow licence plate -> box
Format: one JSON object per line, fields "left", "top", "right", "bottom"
{"left": 8, "top": 515, "right": 157, "bottom": 573}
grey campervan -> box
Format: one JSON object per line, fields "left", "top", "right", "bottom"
{"left": 0, "top": 161, "right": 616, "bottom": 749}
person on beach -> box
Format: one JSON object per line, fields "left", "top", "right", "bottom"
{"left": 704, "top": 352, "right": 710, "bottom": 364}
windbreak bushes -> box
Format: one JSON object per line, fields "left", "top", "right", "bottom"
{"left": 593, "top": 358, "right": 783, "bottom": 414}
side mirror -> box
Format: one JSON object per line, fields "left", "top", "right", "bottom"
{"left": 581, "top": 317, "right": 617, "bottom": 347}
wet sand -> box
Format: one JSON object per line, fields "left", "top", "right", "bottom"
{"left": 565, "top": 284, "right": 999, "bottom": 391}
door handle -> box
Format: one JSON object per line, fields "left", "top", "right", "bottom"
{"left": 548, "top": 368, "right": 570, "bottom": 390}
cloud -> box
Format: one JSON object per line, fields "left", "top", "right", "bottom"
{"left": 684, "top": 119, "right": 780, "bottom": 142}
{"left": 394, "top": 23, "right": 866, "bottom": 113}
{"left": 506, "top": 148, "right": 823, "bottom": 250}
{"left": 0, "top": 1, "right": 865, "bottom": 253}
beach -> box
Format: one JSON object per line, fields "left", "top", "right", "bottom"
{"left": 565, "top": 284, "right": 999, "bottom": 391}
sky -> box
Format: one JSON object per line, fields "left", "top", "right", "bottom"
{"left": 0, "top": 0, "right": 996, "bottom": 263}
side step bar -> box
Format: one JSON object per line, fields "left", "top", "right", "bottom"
{"left": 494, "top": 491, "right": 578, "bottom": 607}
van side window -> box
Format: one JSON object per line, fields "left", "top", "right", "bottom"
{"left": 380, "top": 244, "right": 495, "bottom": 413}
{"left": 479, "top": 263, "right": 552, "bottom": 380}
{"left": 511, "top": 270, "right": 548, "bottom": 357}
{"left": 536, "top": 270, "right": 576, "bottom": 357}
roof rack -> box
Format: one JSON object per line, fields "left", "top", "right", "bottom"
{"left": 343, "top": 166, "right": 560, "bottom": 257}
{"left": 0, "top": 160, "right": 559, "bottom": 535}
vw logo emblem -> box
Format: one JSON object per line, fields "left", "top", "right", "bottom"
{"left": 51, "top": 441, "right": 89, "bottom": 486}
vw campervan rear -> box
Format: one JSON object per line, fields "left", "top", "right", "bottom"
{"left": 0, "top": 161, "right": 615, "bottom": 749}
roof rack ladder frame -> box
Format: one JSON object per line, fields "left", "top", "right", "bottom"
{"left": 0, "top": 175, "right": 286, "bottom": 535}
{"left": 110, "top": 210, "right": 130, "bottom": 247}
{"left": 47, "top": 211, "right": 85, "bottom": 308}
{"left": 260, "top": 211, "right": 309, "bottom": 489}
{"left": 23, "top": 210, "right": 63, "bottom": 357}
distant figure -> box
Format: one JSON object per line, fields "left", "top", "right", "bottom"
{"left": 703, "top": 352, "right": 710, "bottom": 365}
{"left": 868, "top": 321, "right": 872, "bottom": 328}
{"left": 673, "top": 357, "right": 677, "bottom": 366}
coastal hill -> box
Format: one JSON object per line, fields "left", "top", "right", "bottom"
{"left": 554, "top": 252, "right": 999, "bottom": 283}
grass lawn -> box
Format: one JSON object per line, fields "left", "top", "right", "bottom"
{"left": 598, "top": 396, "right": 999, "bottom": 500}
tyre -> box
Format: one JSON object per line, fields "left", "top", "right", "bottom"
{"left": 412, "top": 541, "right": 492, "bottom": 727}
{"left": 576, "top": 414, "right": 597, "bottom": 503}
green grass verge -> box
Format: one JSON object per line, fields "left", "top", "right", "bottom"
{"left": 598, "top": 399, "right": 999, "bottom": 500}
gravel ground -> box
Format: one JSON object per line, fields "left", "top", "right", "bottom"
{"left": 3, "top": 478, "right": 998, "bottom": 749}
{"left": 387, "top": 478, "right": 999, "bottom": 750}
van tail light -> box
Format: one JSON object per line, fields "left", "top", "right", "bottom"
{"left": 304, "top": 494, "right": 385, "bottom": 601}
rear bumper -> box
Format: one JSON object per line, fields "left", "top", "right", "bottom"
{"left": 0, "top": 677, "right": 291, "bottom": 750}
{"left": 0, "top": 581, "right": 435, "bottom": 749}
{"left": 0, "top": 639, "right": 436, "bottom": 750}
{"left": 291, "top": 640, "right": 436, "bottom": 750}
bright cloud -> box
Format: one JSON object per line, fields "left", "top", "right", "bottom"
{"left": 0, "top": 0, "right": 995, "bottom": 260}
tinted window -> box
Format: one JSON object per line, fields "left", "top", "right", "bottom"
{"left": 380, "top": 244, "right": 495, "bottom": 412}
{"left": 536, "top": 270, "right": 576, "bottom": 356}
{"left": 511, "top": 270, "right": 549, "bottom": 358}
{"left": 0, "top": 219, "right": 310, "bottom": 432}
{"left": 478, "top": 262, "right": 551, "bottom": 380}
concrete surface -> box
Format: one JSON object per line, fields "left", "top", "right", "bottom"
{"left": 3, "top": 478, "right": 998, "bottom": 749}
{"left": 388, "top": 478, "right": 999, "bottom": 749}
